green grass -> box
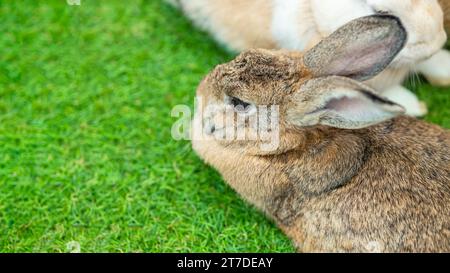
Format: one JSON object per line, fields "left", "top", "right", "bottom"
{"left": 0, "top": 0, "right": 448, "bottom": 253}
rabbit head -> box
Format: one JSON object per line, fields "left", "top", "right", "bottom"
{"left": 310, "top": 0, "right": 447, "bottom": 66}
{"left": 193, "top": 15, "right": 406, "bottom": 155}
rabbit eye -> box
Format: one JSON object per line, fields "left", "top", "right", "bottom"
{"left": 229, "top": 96, "right": 251, "bottom": 109}
{"left": 225, "top": 95, "right": 255, "bottom": 114}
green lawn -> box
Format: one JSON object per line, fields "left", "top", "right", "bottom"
{"left": 0, "top": 0, "right": 448, "bottom": 253}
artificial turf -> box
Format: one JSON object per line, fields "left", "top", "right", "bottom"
{"left": 0, "top": 0, "right": 448, "bottom": 252}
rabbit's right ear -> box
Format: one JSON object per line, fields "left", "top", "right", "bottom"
{"left": 303, "top": 15, "right": 407, "bottom": 81}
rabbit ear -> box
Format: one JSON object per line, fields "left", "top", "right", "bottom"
{"left": 303, "top": 15, "right": 407, "bottom": 81}
{"left": 287, "top": 77, "right": 405, "bottom": 129}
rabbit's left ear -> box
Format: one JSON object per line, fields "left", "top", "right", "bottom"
{"left": 287, "top": 77, "right": 405, "bottom": 129}
{"left": 303, "top": 15, "right": 407, "bottom": 81}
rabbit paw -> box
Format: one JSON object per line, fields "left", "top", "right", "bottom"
{"left": 382, "top": 85, "right": 428, "bottom": 117}
{"left": 417, "top": 49, "right": 450, "bottom": 87}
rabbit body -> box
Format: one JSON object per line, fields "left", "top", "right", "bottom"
{"left": 194, "top": 115, "right": 450, "bottom": 252}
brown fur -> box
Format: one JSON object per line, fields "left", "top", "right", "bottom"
{"left": 192, "top": 17, "right": 450, "bottom": 252}
{"left": 440, "top": 0, "right": 450, "bottom": 34}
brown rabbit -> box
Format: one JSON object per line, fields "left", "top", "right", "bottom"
{"left": 192, "top": 15, "right": 450, "bottom": 252}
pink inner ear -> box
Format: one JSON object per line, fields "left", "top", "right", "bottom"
{"left": 329, "top": 42, "right": 389, "bottom": 78}
{"left": 326, "top": 96, "right": 385, "bottom": 120}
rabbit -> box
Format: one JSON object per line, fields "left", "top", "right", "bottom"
{"left": 167, "top": 0, "right": 450, "bottom": 117}
{"left": 191, "top": 15, "right": 450, "bottom": 252}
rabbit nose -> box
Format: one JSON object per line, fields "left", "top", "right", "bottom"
{"left": 208, "top": 125, "right": 216, "bottom": 134}
{"left": 204, "top": 122, "right": 216, "bottom": 135}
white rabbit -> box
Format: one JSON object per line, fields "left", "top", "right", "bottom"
{"left": 167, "top": 0, "right": 449, "bottom": 116}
